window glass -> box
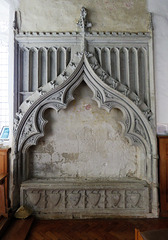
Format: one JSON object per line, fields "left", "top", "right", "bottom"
{"left": 0, "top": 2, "right": 9, "bottom": 141}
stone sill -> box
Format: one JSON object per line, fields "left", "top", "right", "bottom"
{"left": 21, "top": 177, "right": 148, "bottom": 186}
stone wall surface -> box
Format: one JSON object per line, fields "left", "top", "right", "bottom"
{"left": 18, "top": 0, "right": 150, "bottom": 32}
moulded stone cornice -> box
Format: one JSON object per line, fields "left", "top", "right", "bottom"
{"left": 15, "top": 31, "right": 151, "bottom": 46}
{"left": 16, "top": 31, "right": 151, "bottom": 37}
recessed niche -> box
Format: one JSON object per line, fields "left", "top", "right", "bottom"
{"left": 29, "top": 82, "right": 140, "bottom": 179}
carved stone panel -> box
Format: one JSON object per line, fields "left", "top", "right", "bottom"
{"left": 24, "top": 190, "right": 45, "bottom": 210}
{"left": 46, "top": 190, "right": 65, "bottom": 210}
{"left": 105, "top": 190, "right": 125, "bottom": 209}
{"left": 20, "top": 180, "right": 149, "bottom": 218}
{"left": 125, "top": 190, "right": 144, "bottom": 209}
{"left": 86, "top": 190, "right": 105, "bottom": 209}
{"left": 65, "top": 190, "right": 84, "bottom": 209}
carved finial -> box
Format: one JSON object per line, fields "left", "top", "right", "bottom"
{"left": 16, "top": 109, "right": 23, "bottom": 120}
{"left": 37, "top": 88, "right": 46, "bottom": 96}
{"left": 84, "top": 51, "right": 93, "bottom": 58}
{"left": 14, "top": 109, "right": 23, "bottom": 132}
{"left": 123, "top": 86, "right": 130, "bottom": 96}
{"left": 77, "top": 7, "right": 92, "bottom": 32}
{"left": 134, "top": 96, "right": 141, "bottom": 106}
{"left": 100, "top": 71, "right": 108, "bottom": 81}
{"left": 49, "top": 80, "right": 58, "bottom": 89}
{"left": 111, "top": 79, "right": 119, "bottom": 90}
{"left": 26, "top": 99, "right": 33, "bottom": 106}
{"left": 143, "top": 109, "right": 153, "bottom": 121}
{"left": 61, "top": 71, "right": 69, "bottom": 80}
{"left": 69, "top": 62, "right": 77, "bottom": 70}
{"left": 90, "top": 61, "right": 99, "bottom": 70}
{"left": 75, "top": 52, "right": 83, "bottom": 58}
{"left": 13, "top": 118, "right": 19, "bottom": 132}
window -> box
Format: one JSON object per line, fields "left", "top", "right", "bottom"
{"left": 0, "top": 1, "right": 9, "bottom": 142}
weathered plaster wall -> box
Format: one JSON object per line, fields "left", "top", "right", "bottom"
{"left": 29, "top": 83, "right": 140, "bottom": 179}
{"left": 18, "top": 0, "right": 151, "bottom": 32}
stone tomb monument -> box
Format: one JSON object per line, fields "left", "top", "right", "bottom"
{"left": 12, "top": 8, "right": 158, "bottom": 218}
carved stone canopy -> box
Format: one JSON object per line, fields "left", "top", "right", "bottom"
{"left": 15, "top": 54, "right": 153, "bottom": 146}
{"left": 14, "top": 50, "right": 156, "bottom": 183}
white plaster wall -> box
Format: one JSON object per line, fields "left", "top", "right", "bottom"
{"left": 29, "top": 83, "right": 140, "bottom": 179}
{"left": 147, "top": 0, "right": 168, "bottom": 134}
{"left": 18, "top": 0, "right": 150, "bottom": 33}
{"left": 6, "top": 0, "right": 20, "bottom": 9}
